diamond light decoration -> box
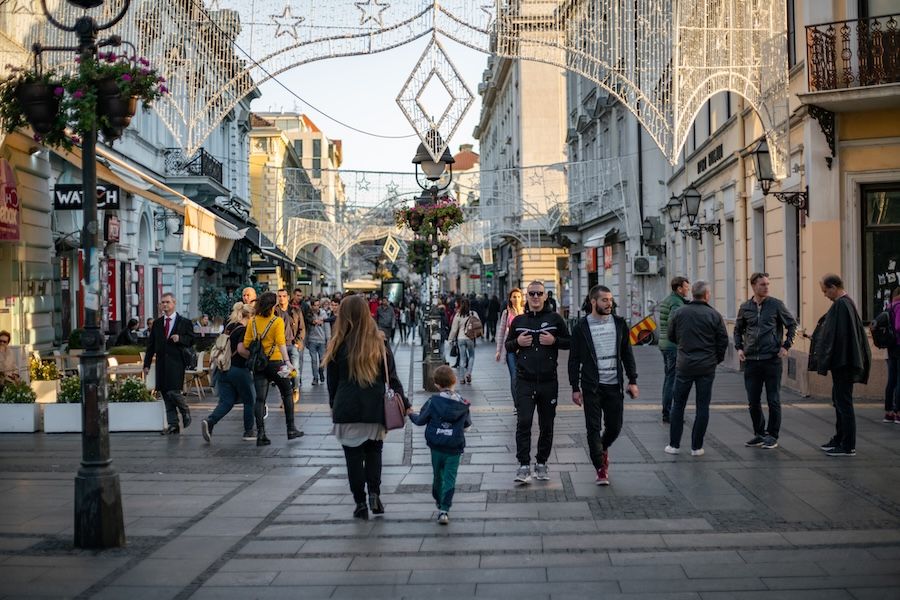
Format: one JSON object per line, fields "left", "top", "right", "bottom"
{"left": 397, "top": 34, "right": 474, "bottom": 164}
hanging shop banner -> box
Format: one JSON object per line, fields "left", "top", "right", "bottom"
{"left": 105, "top": 214, "right": 120, "bottom": 243}
{"left": 0, "top": 159, "right": 20, "bottom": 242}
{"left": 136, "top": 265, "right": 145, "bottom": 322}
{"left": 53, "top": 183, "right": 120, "bottom": 210}
{"left": 585, "top": 247, "right": 597, "bottom": 273}
{"left": 107, "top": 258, "right": 118, "bottom": 323}
{"left": 603, "top": 246, "right": 613, "bottom": 271}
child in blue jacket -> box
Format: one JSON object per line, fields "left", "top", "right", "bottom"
{"left": 409, "top": 365, "right": 472, "bottom": 525}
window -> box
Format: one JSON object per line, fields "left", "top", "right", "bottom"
{"left": 294, "top": 140, "right": 303, "bottom": 158}
{"left": 787, "top": 0, "right": 797, "bottom": 67}
{"left": 312, "top": 158, "right": 321, "bottom": 179}
{"left": 862, "top": 184, "right": 900, "bottom": 320}
{"left": 725, "top": 218, "right": 736, "bottom": 317}
{"left": 753, "top": 206, "right": 766, "bottom": 273}
{"left": 312, "top": 138, "right": 322, "bottom": 158}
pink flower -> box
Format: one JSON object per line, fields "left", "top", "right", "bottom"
{"left": 71, "top": 135, "right": 81, "bottom": 145}
{"left": 53, "top": 86, "right": 64, "bottom": 96}
{"left": 73, "top": 89, "right": 84, "bottom": 99}
{"left": 140, "top": 68, "right": 150, "bottom": 75}
{"left": 74, "top": 56, "right": 81, "bottom": 63}
{"left": 105, "top": 53, "right": 118, "bottom": 63}
{"left": 33, "top": 133, "right": 42, "bottom": 141}
{"left": 157, "top": 76, "right": 166, "bottom": 83}
{"left": 138, "top": 57, "right": 150, "bottom": 66}
{"left": 121, "top": 73, "right": 132, "bottom": 82}
{"left": 159, "top": 85, "right": 169, "bottom": 94}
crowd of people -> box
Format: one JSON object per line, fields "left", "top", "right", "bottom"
{"left": 131, "top": 270, "right": 898, "bottom": 525}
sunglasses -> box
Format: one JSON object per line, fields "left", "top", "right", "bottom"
{"left": 527, "top": 291, "right": 545, "bottom": 297}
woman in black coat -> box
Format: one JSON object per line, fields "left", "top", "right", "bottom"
{"left": 323, "top": 294, "right": 409, "bottom": 520}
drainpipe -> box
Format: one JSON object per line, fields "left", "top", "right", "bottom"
{"left": 738, "top": 97, "right": 749, "bottom": 304}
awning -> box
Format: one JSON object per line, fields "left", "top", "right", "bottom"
{"left": 244, "top": 226, "right": 295, "bottom": 270}
{"left": 54, "top": 144, "right": 245, "bottom": 262}
{"left": 582, "top": 226, "right": 619, "bottom": 248}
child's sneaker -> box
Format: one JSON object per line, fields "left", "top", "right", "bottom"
{"left": 437, "top": 511, "right": 449, "bottom": 525}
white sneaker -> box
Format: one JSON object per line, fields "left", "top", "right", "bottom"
{"left": 691, "top": 448, "right": 705, "bottom": 456}
{"left": 437, "top": 511, "right": 449, "bottom": 525}
{"left": 664, "top": 445, "right": 680, "bottom": 455}
{"left": 514, "top": 465, "right": 532, "bottom": 483}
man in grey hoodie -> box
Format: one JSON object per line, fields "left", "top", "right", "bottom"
{"left": 306, "top": 297, "right": 331, "bottom": 385}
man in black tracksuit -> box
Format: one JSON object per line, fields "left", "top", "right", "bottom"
{"left": 568, "top": 285, "right": 638, "bottom": 486}
{"left": 505, "top": 280, "right": 571, "bottom": 483}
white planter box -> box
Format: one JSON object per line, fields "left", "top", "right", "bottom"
{"left": 0, "top": 404, "right": 41, "bottom": 432}
{"left": 43, "top": 403, "right": 82, "bottom": 433}
{"left": 108, "top": 401, "right": 166, "bottom": 432}
{"left": 32, "top": 380, "right": 59, "bottom": 404}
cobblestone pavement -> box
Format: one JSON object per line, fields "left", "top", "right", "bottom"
{"left": 1, "top": 338, "right": 899, "bottom": 599}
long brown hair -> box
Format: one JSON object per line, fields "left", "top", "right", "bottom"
{"left": 322, "top": 294, "right": 383, "bottom": 386}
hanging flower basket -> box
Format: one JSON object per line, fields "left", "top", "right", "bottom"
{"left": 16, "top": 81, "right": 61, "bottom": 134}
{"left": 95, "top": 77, "right": 137, "bottom": 142}
{"left": 395, "top": 195, "right": 464, "bottom": 237}
{"left": 0, "top": 68, "right": 70, "bottom": 148}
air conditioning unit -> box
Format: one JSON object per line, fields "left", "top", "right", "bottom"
{"left": 633, "top": 255, "right": 658, "bottom": 276}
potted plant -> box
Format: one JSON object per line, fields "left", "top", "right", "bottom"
{"left": 108, "top": 376, "right": 165, "bottom": 432}
{"left": 395, "top": 195, "right": 464, "bottom": 236}
{"left": 28, "top": 355, "right": 60, "bottom": 404}
{"left": 43, "top": 375, "right": 82, "bottom": 433}
{"left": 107, "top": 345, "right": 144, "bottom": 364}
{"left": 0, "top": 380, "right": 40, "bottom": 432}
{"left": 0, "top": 66, "right": 71, "bottom": 148}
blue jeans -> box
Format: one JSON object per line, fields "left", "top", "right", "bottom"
{"left": 307, "top": 341, "right": 326, "bottom": 382}
{"left": 286, "top": 345, "right": 302, "bottom": 390}
{"left": 209, "top": 366, "right": 255, "bottom": 432}
{"left": 744, "top": 356, "right": 783, "bottom": 438}
{"left": 431, "top": 449, "right": 461, "bottom": 512}
{"left": 660, "top": 347, "right": 677, "bottom": 418}
{"left": 505, "top": 351, "right": 517, "bottom": 401}
{"left": 457, "top": 338, "right": 475, "bottom": 381}
{"left": 669, "top": 371, "right": 715, "bottom": 451}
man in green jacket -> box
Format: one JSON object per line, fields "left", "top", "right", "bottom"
{"left": 658, "top": 276, "right": 690, "bottom": 423}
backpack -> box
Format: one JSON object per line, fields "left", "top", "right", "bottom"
{"left": 871, "top": 309, "right": 897, "bottom": 349}
{"left": 209, "top": 324, "right": 240, "bottom": 375}
{"left": 247, "top": 317, "right": 277, "bottom": 373}
{"left": 465, "top": 313, "right": 484, "bottom": 340}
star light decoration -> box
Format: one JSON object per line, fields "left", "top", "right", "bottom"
{"left": 356, "top": 174, "right": 370, "bottom": 191}
{"left": 397, "top": 35, "right": 475, "bottom": 164}
{"left": 270, "top": 6, "right": 305, "bottom": 41}
{"left": 355, "top": 0, "right": 390, "bottom": 28}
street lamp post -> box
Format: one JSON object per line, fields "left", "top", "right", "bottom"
{"left": 411, "top": 132, "right": 454, "bottom": 391}
{"left": 39, "top": 0, "right": 129, "bottom": 548}
{"left": 751, "top": 139, "right": 809, "bottom": 215}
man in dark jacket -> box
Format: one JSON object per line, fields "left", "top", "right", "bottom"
{"left": 486, "top": 295, "right": 501, "bottom": 342}
{"left": 810, "top": 273, "right": 871, "bottom": 457}
{"left": 569, "top": 285, "right": 638, "bottom": 486}
{"left": 375, "top": 297, "right": 394, "bottom": 340}
{"left": 505, "top": 280, "right": 571, "bottom": 483}
{"left": 734, "top": 272, "right": 797, "bottom": 450}
{"left": 665, "top": 281, "right": 728, "bottom": 456}
{"left": 143, "top": 292, "right": 195, "bottom": 434}
{"left": 657, "top": 276, "right": 689, "bottom": 423}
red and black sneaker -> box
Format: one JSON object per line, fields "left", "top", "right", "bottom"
{"left": 596, "top": 451, "right": 610, "bottom": 486}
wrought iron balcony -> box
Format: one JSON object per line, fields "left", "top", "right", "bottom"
{"left": 164, "top": 148, "right": 223, "bottom": 184}
{"left": 807, "top": 13, "right": 899, "bottom": 92}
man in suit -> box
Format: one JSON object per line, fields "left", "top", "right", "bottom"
{"left": 143, "top": 292, "right": 195, "bottom": 434}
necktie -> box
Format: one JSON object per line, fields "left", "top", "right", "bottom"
{"left": 165, "top": 317, "right": 171, "bottom": 338}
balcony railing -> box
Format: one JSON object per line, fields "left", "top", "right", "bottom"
{"left": 807, "top": 13, "right": 900, "bottom": 92}
{"left": 164, "top": 148, "right": 223, "bottom": 184}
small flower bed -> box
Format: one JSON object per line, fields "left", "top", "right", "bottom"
{"left": 108, "top": 376, "right": 153, "bottom": 403}
{"left": 395, "top": 195, "right": 464, "bottom": 236}
{"left": 29, "top": 356, "right": 60, "bottom": 381}
{"left": 59, "top": 375, "right": 82, "bottom": 404}
{"left": 0, "top": 380, "right": 36, "bottom": 404}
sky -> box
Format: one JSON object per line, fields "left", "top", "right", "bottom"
{"left": 252, "top": 35, "right": 488, "bottom": 174}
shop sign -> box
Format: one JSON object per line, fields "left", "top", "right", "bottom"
{"left": 105, "top": 214, "right": 120, "bottom": 243}
{"left": 53, "top": 183, "right": 120, "bottom": 210}
{"left": 136, "top": 265, "right": 145, "bottom": 322}
{"left": 0, "top": 159, "right": 20, "bottom": 242}
{"left": 107, "top": 259, "right": 117, "bottom": 323}
{"left": 585, "top": 247, "right": 597, "bottom": 273}
{"left": 603, "top": 246, "right": 613, "bottom": 270}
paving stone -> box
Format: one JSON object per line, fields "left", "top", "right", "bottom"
{"left": 350, "top": 554, "right": 480, "bottom": 571}
{"left": 479, "top": 552, "right": 610, "bottom": 568}
{"left": 409, "top": 567, "right": 546, "bottom": 584}
{"left": 762, "top": 574, "right": 900, "bottom": 590}
{"left": 619, "top": 577, "right": 766, "bottom": 593}
{"left": 221, "top": 557, "right": 352, "bottom": 571}
{"left": 271, "top": 569, "right": 411, "bottom": 586}
{"left": 547, "top": 564, "right": 687, "bottom": 581}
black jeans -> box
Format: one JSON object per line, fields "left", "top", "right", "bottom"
{"left": 669, "top": 371, "right": 715, "bottom": 451}
{"left": 831, "top": 368, "right": 855, "bottom": 452}
{"left": 582, "top": 384, "right": 624, "bottom": 469}
{"left": 253, "top": 360, "right": 295, "bottom": 432}
{"left": 162, "top": 389, "right": 190, "bottom": 428}
{"left": 515, "top": 378, "right": 559, "bottom": 465}
{"left": 342, "top": 440, "right": 383, "bottom": 504}
{"left": 885, "top": 350, "right": 900, "bottom": 412}
{"left": 744, "top": 356, "right": 783, "bottom": 438}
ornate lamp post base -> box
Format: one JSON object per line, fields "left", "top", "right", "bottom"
{"left": 421, "top": 304, "right": 446, "bottom": 392}
{"left": 74, "top": 464, "right": 125, "bottom": 548}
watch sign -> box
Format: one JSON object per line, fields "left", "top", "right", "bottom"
{"left": 53, "top": 183, "right": 120, "bottom": 210}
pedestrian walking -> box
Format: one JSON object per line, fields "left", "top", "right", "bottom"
{"left": 324, "top": 295, "right": 409, "bottom": 520}
{"left": 448, "top": 298, "right": 479, "bottom": 385}
{"left": 658, "top": 276, "right": 690, "bottom": 423}
{"left": 495, "top": 288, "right": 525, "bottom": 407}
{"left": 375, "top": 296, "right": 394, "bottom": 341}
{"left": 202, "top": 302, "right": 256, "bottom": 442}
{"left": 734, "top": 272, "right": 797, "bottom": 450}
{"left": 486, "top": 294, "right": 501, "bottom": 342}
{"left": 506, "top": 280, "right": 571, "bottom": 483}
{"left": 809, "top": 274, "right": 871, "bottom": 457}
{"left": 568, "top": 285, "right": 638, "bottom": 486}
{"left": 244, "top": 291, "right": 303, "bottom": 446}
{"left": 664, "top": 281, "right": 728, "bottom": 456}
{"left": 143, "top": 292, "right": 195, "bottom": 434}
{"left": 398, "top": 305, "right": 409, "bottom": 343}
{"left": 409, "top": 365, "right": 472, "bottom": 525}
{"left": 306, "top": 297, "right": 330, "bottom": 385}
{"left": 874, "top": 287, "right": 900, "bottom": 423}
{"left": 242, "top": 286, "right": 257, "bottom": 306}
{"left": 275, "top": 289, "right": 304, "bottom": 400}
